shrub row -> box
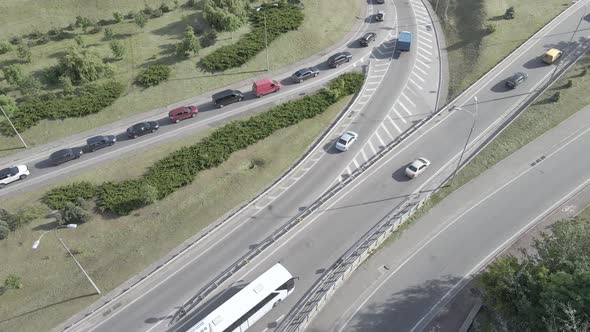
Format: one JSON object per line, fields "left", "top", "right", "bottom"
{"left": 42, "top": 73, "right": 364, "bottom": 215}
{"left": 97, "top": 72, "right": 364, "bottom": 215}
{"left": 199, "top": 2, "right": 304, "bottom": 71}
{"left": 42, "top": 181, "right": 97, "bottom": 210}
{"left": 0, "top": 80, "right": 125, "bottom": 135}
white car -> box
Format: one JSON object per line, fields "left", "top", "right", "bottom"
{"left": 0, "top": 165, "right": 30, "bottom": 188}
{"left": 335, "top": 131, "right": 359, "bottom": 152}
{"left": 405, "top": 157, "right": 431, "bottom": 178}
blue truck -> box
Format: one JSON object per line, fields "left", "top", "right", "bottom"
{"left": 397, "top": 31, "right": 412, "bottom": 51}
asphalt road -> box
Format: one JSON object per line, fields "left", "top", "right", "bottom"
{"left": 161, "top": 1, "right": 590, "bottom": 332}
{"left": 307, "top": 96, "right": 590, "bottom": 332}
{"left": 55, "top": 0, "right": 439, "bottom": 330}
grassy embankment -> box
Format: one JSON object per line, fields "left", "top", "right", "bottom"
{"left": 0, "top": 0, "right": 359, "bottom": 156}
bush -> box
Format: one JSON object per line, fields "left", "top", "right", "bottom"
{"left": 200, "top": 29, "right": 218, "bottom": 48}
{"left": 2, "top": 64, "right": 25, "bottom": 85}
{"left": 134, "top": 12, "right": 148, "bottom": 29}
{"left": 29, "top": 28, "right": 44, "bottom": 39}
{"left": 551, "top": 91, "right": 561, "bottom": 103}
{"left": 43, "top": 181, "right": 97, "bottom": 210}
{"left": 110, "top": 40, "right": 126, "bottom": 59}
{"left": 0, "top": 206, "right": 44, "bottom": 232}
{"left": 4, "top": 274, "right": 22, "bottom": 290}
{"left": 75, "top": 35, "right": 85, "bottom": 47}
{"left": 104, "top": 27, "right": 114, "bottom": 40}
{"left": 199, "top": 3, "right": 304, "bottom": 71}
{"left": 0, "top": 95, "right": 18, "bottom": 117}
{"left": 136, "top": 64, "right": 171, "bottom": 87}
{"left": 60, "top": 202, "right": 90, "bottom": 224}
{"left": 88, "top": 24, "right": 103, "bottom": 34}
{"left": 125, "top": 11, "right": 137, "bottom": 20}
{"left": 504, "top": 6, "right": 515, "bottom": 20}
{"left": 160, "top": 3, "right": 172, "bottom": 12}
{"left": 187, "top": 0, "right": 197, "bottom": 7}
{"left": 57, "top": 46, "right": 114, "bottom": 83}
{"left": 0, "top": 40, "right": 13, "bottom": 54}
{"left": 37, "top": 34, "right": 50, "bottom": 45}
{"left": 113, "top": 11, "right": 124, "bottom": 23}
{"left": 16, "top": 44, "right": 32, "bottom": 63}
{"left": 485, "top": 23, "right": 496, "bottom": 35}
{"left": 9, "top": 36, "right": 22, "bottom": 45}
{"left": 565, "top": 79, "right": 573, "bottom": 88}
{"left": 0, "top": 220, "right": 9, "bottom": 240}
{"left": 97, "top": 72, "right": 364, "bottom": 214}
{"left": 16, "top": 75, "right": 42, "bottom": 96}
{"left": 152, "top": 8, "right": 164, "bottom": 18}
{"left": 75, "top": 16, "right": 95, "bottom": 33}
{"left": 0, "top": 81, "right": 124, "bottom": 134}
{"left": 176, "top": 25, "right": 201, "bottom": 57}
{"left": 60, "top": 76, "right": 75, "bottom": 96}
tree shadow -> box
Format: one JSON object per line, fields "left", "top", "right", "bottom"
{"left": 347, "top": 276, "right": 462, "bottom": 332}
{"left": 32, "top": 220, "right": 59, "bottom": 231}
{"left": 487, "top": 15, "right": 506, "bottom": 22}
{"left": 151, "top": 12, "right": 202, "bottom": 37}
{"left": 0, "top": 293, "right": 96, "bottom": 324}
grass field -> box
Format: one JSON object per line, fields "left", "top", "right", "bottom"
{"left": 0, "top": 94, "right": 353, "bottom": 332}
{"left": 0, "top": 0, "right": 359, "bottom": 156}
{"left": 432, "top": 0, "right": 569, "bottom": 100}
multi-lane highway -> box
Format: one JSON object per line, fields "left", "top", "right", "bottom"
{"left": 53, "top": 0, "right": 445, "bottom": 331}
{"left": 307, "top": 103, "right": 590, "bottom": 332}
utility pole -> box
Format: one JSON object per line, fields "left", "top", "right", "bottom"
{"left": 0, "top": 104, "right": 28, "bottom": 148}
{"left": 449, "top": 96, "right": 479, "bottom": 186}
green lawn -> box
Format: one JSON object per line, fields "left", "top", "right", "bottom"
{"left": 432, "top": 0, "right": 569, "bottom": 100}
{"left": 0, "top": 0, "right": 359, "bottom": 156}
{"left": 0, "top": 95, "right": 353, "bottom": 332}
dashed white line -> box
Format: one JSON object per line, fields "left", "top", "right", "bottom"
{"left": 414, "top": 65, "right": 428, "bottom": 76}
{"left": 373, "top": 68, "right": 388, "bottom": 73}
{"left": 412, "top": 71, "right": 426, "bottom": 82}
{"left": 361, "top": 149, "right": 368, "bottom": 162}
{"left": 406, "top": 86, "right": 419, "bottom": 96}
{"left": 392, "top": 108, "right": 408, "bottom": 124}
{"left": 401, "top": 92, "right": 416, "bottom": 107}
{"left": 380, "top": 122, "right": 394, "bottom": 140}
{"left": 418, "top": 40, "right": 433, "bottom": 48}
{"left": 374, "top": 62, "right": 390, "bottom": 67}
{"left": 370, "top": 74, "right": 386, "bottom": 78}
{"left": 416, "top": 57, "right": 431, "bottom": 68}
{"left": 374, "top": 131, "right": 386, "bottom": 147}
{"left": 368, "top": 141, "right": 378, "bottom": 154}
{"left": 366, "top": 81, "right": 381, "bottom": 85}
{"left": 365, "top": 88, "right": 377, "bottom": 92}
{"left": 418, "top": 46, "right": 433, "bottom": 55}
{"left": 344, "top": 166, "right": 351, "bottom": 175}
{"left": 409, "top": 78, "right": 423, "bottom": 90}
{"left": 398, "top": 101, "right": 413, "bottom": 116}
{"left": 417, "top": 52, "right": 430, "bottom": 61}
{"left": 353, "top": 159, "right": 360, "bottom": 169}
{"left": 420, "top": 36, "right": 433, "bottom": 43}
{"left": 386, "top": 114, "right": 403, "bottom": 132}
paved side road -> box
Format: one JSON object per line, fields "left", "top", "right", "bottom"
{"left": 306, "top": 103, "right": 590, "bottom": 332}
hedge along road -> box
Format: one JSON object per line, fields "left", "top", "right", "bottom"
{"left": 0, "top": 0, "right": 379, "bottom": 198}
{"left": 51, "top": 1, "right": 411, "bottom": 332}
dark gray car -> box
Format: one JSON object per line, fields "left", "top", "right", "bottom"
{"left": 86, "top": 135, "right": 117, "bottom": 152}
{"left": 359, "top": 32, "right": 376, "bottom": 47}
{"left": 49, "top": 148, "right": 83, "bottom": 166}
{"left": 291, "top": 67, "right": 320, "bottom": 83}
{"left": 127, "top": 121, "right": 159, "bottom": 139}
{"left": 505, "top": 72, "right": 528, "bottom": 89}
{"left": 327, "top": 51, "right": 352, "bottom": 68}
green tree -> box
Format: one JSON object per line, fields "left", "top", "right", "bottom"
{"left": 59, "top": 76, "right": 75, "bottom": 96}
{"left": 176, "top": 25, "right": 201, "bottom": 57}
{"left": 0, "top": 40, "right": 13, "bottom": 54}
{"left": 0, "top": 94, "right": 18, "bottom": 117}
{"left": 110, "top": 40, "right": 126, "bottom": 59}
{"left": 134, "top": 12, "right": 148, "bottom": 29}
{"left": 2, "top": 64, "right": 24, "bottom": 85}
{"left": 60, "top": 202, "right": 90, "bottom": 224}
{"left": 478, "top": 217, "right": 590, "bottom": 331}
{"left": 104, "top": 27, "right": 114, "bottom": 40}
{"left": 75, "top": 16, "right": 94, "bottom": 33}
{"left": 113, "top": 11, "right": 124, "bottom": 23}
{"left": 16, "top": 43, "right": 32, "bottom": 63}
{"left": 203, "top": 0, "right": 245, "bottom": 32}
{"left": 58, "top": 46, "right": 114, "bottom": 83}
{"left": 16, "top": 75, "right": 42, "bottom": 96}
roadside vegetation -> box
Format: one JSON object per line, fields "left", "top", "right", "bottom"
{"left": 0, "top": 84, "right": 358, "bottom": 331}
{"left": 431, "top": 0, "right": 569, "bottom": 100}
{"left": 0, "top": 0, "right": 359, "bottom": 155}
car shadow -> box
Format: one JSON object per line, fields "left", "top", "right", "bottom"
{"left": 35, "top": 158, "right": 57, "bottom": 169}
{"left": 522, "top": 57, "right": 548, "bottom": 69}
{"left": 490, "top": 79, "right": 511, "bottom": 93}
{"left": 322, "top": 139, "right": 340, "bottom": 154}
{"left": 392, "top": 165, "right": 412, "bottom": 182}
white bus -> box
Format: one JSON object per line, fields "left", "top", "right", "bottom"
{"left": 188, "top": 263, "right": 296, "bottom": 332}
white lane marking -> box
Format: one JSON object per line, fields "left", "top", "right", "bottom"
{"left": 368, "top": 141, "right": 378, "bottom": 155}
{"left": 398, "top": 101, "right": 413, "bottom": 116}
{"left": 374, "top": 62, "right": 390, "bottom": 67}
{"left": 418, "top": 40, "right": 433, "bottom": 48}
{"left": 361, "top": 149, "right": 369, "bottom": 162}
{"left": 420, "top": 36, "right": 433, "bottom": 43}
{"left": 380, "top": 123, "right": 394, "bottom": 140}
{"left": 401, "top": 93, "right": 416, "bottom": 107}
{"left": 418, "top": 46, "right": 433, "bottom": 55}
{"left": 365, "top": 88, "right": 377, "bottom": 92}
{"left": 373, "top": 68, "right": 389, "bottom": 73}
{"left": 392, "top": 109, "right": 408, "bottom": 124}
{"left": 414, "top": 65, "right": 428, "bottom": 76}
{"left": 374, "top": 132, "right": 386, "bottom": 147}
{"left": 412, "top": 71, "right": 426, "bottom": 82}
{"left": 416, "top": 57, "right": 431, "bottom": 68}
{"left": 417, "top": 52, "right": 430, "bottom": 61}
{"left": 366, "top": 81, "right": 381, "bottom": 85}
{"left": 353, "top": 159, "right": 360, "bottom": 169}
{"left": 409, "top": 78, "right": 423, "bottom": 90}
{"left": 371, "top": 74, "right": 386, "bottom": 78}
{"left": 337, "top": 119, "right": 590, "bottom": 332}
{"left": 421, "top": 30, "right": 433, "bottom": 37}
{"left": 406, "top": 86, "right": 419, "bottom": 96}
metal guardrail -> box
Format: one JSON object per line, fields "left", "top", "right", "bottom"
{"left": 276, "top": 25, "right": 590, "bottom": 332}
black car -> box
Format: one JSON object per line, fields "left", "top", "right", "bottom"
{"left": 86, "top": 135, "right": 117, "bottom": 152}
{"left": 505, "top": 72, "right": 528, "bottom": 89}
{"left": 127, "top": 121, "right": 159, "bottom": 139}
{"left": 327, "top": 51, "right": 352, "bottom": 68}
{"left": 49, "top": 148, "right": 83, "bottom": 166}
{"left": 359, "top": 32, "right": 376, "bottom": 47}
{"left": 212, "top": 89, "right": 244, "bottom": 108}
{"left": 291, "top": 67, "right": 320, "bottom": 83}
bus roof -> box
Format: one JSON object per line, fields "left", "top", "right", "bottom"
{"left": 189, "top": 263, "right": 293, "bottom": 332}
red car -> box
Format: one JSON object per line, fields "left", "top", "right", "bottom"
{"left": 252, "top": 78, "right": 281, "bottom": 98}
{"left": 169, "top": 105, "right": 198, "bottom": 123}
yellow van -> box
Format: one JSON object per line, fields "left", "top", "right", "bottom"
{"left": 542, "top": 48, "right": 562, "bottom": 64}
